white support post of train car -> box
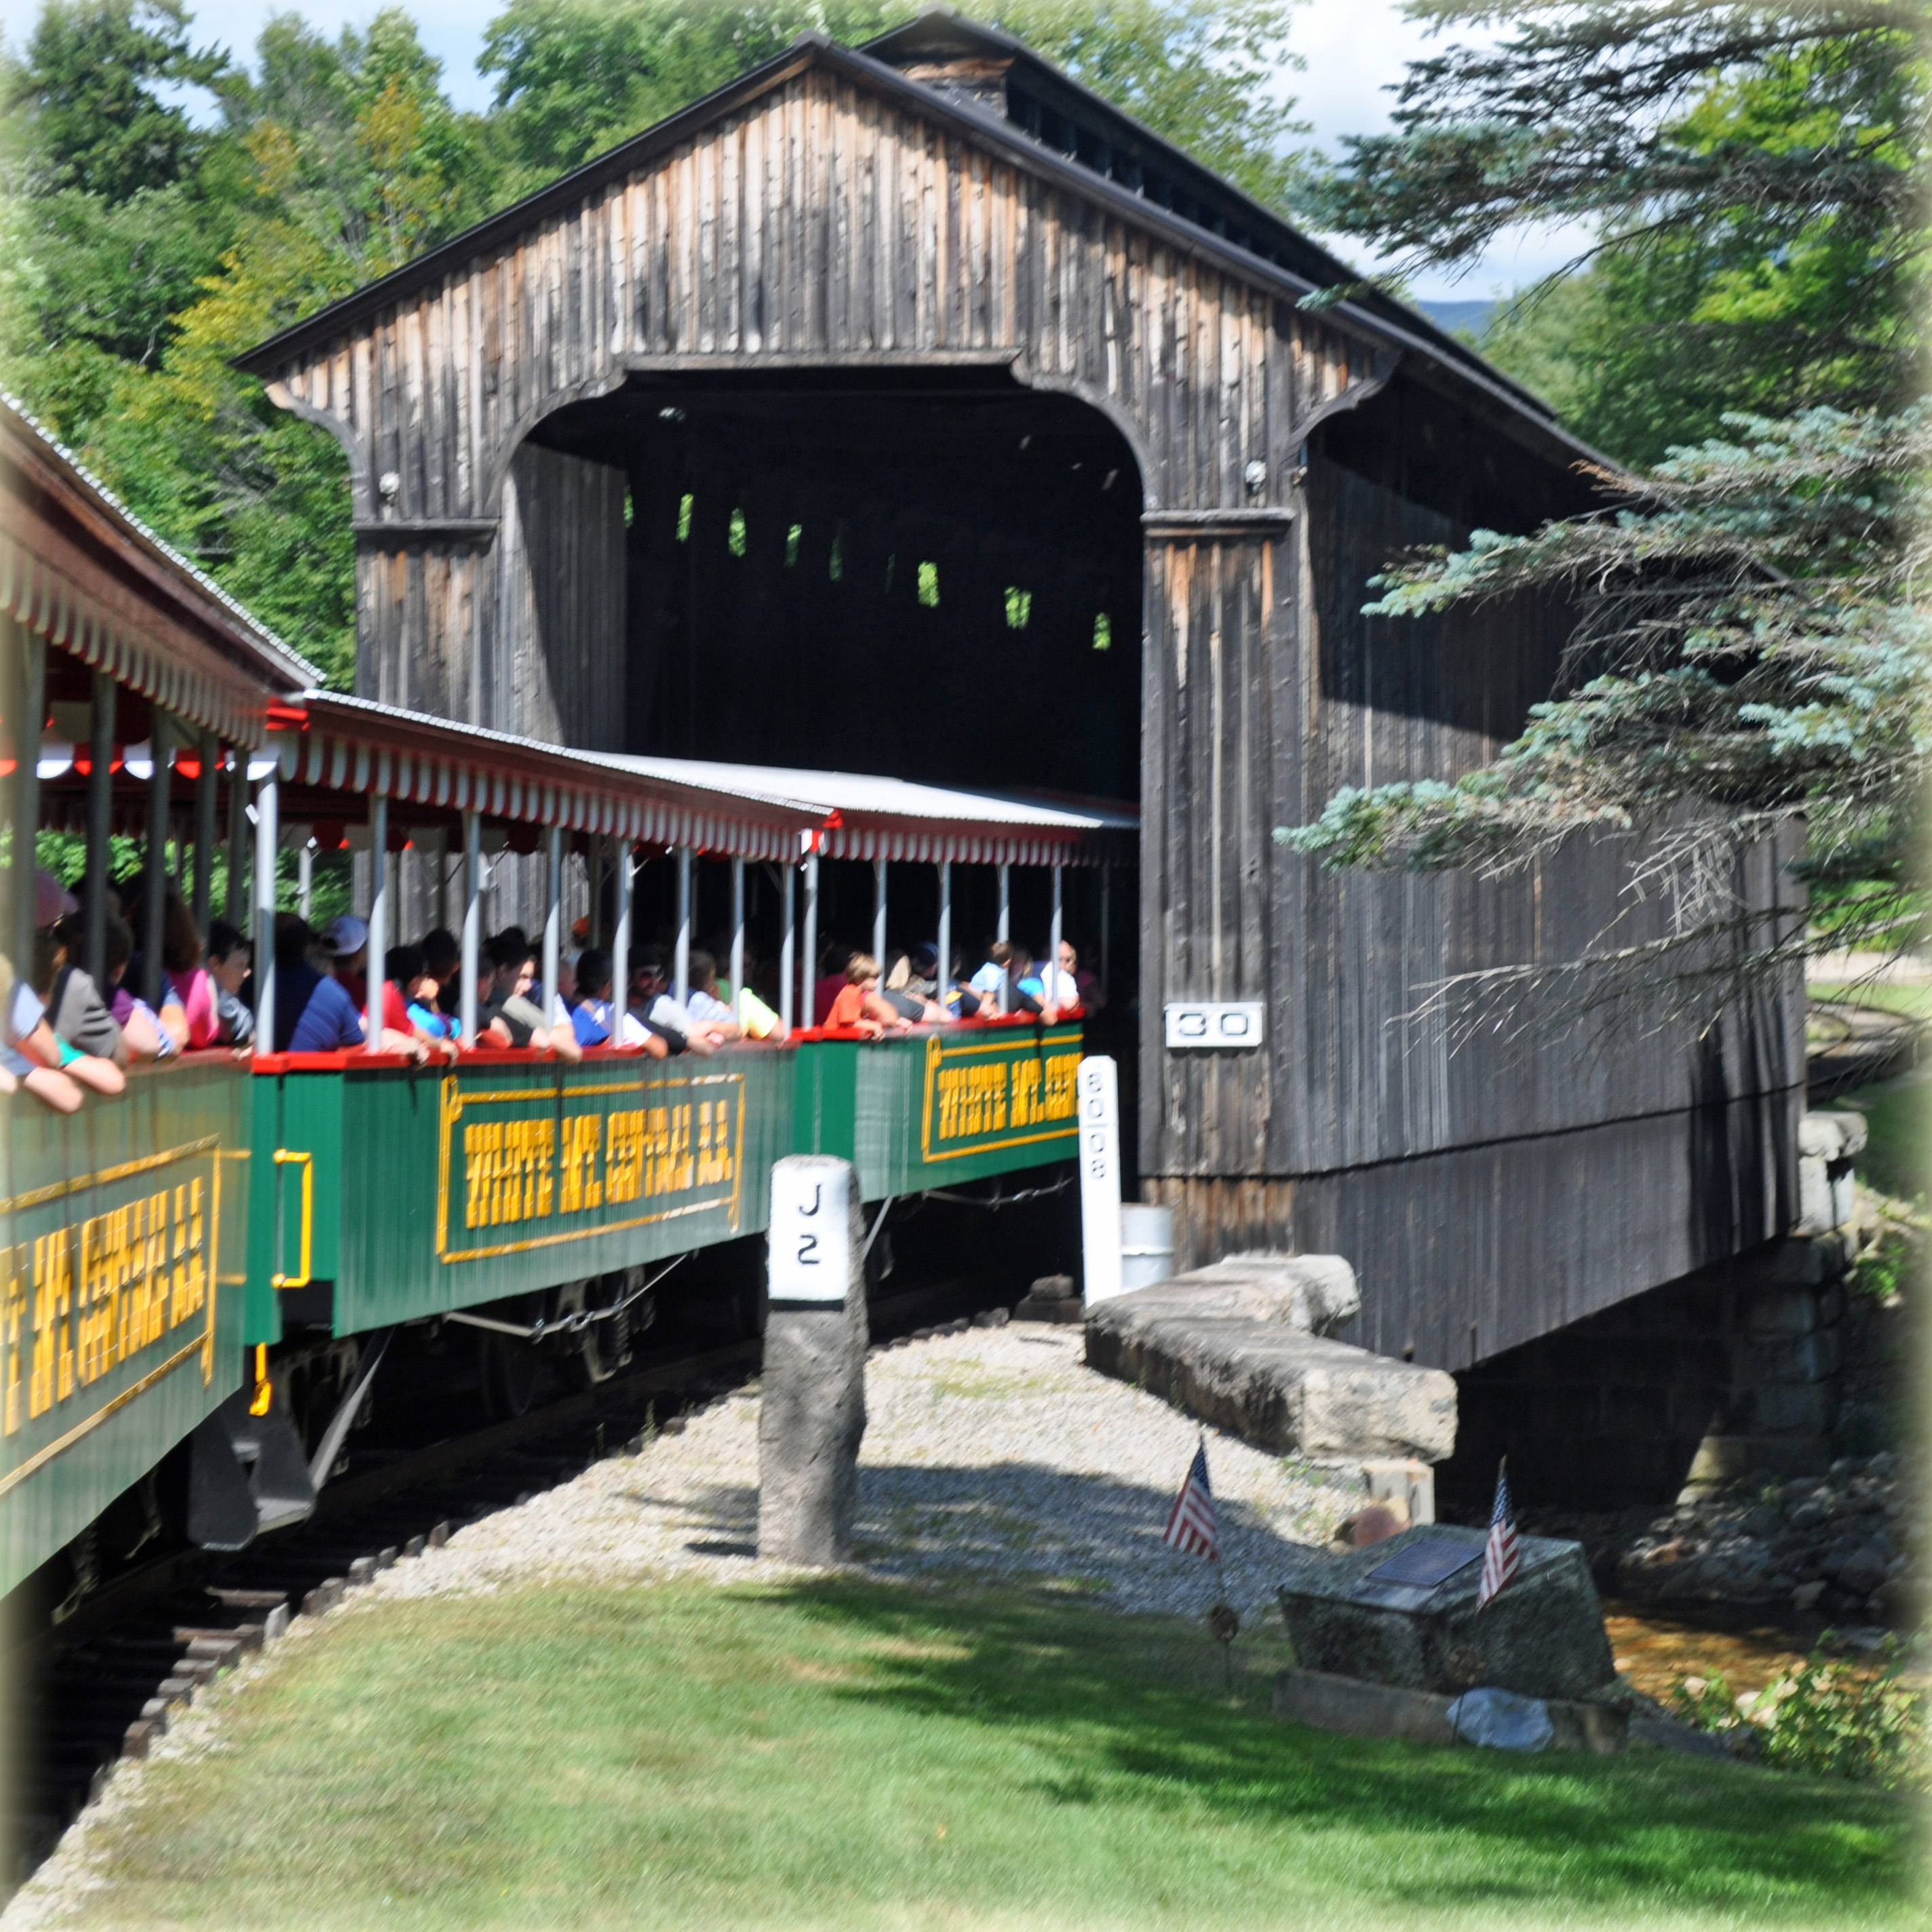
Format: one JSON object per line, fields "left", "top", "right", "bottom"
{"left": 674, "top": 845, "right": 692, "bottom": 1005}
{"left": 779, "top": 861, "right": 796, "bottom": 1037}
{"left": 226, "top": 749, "right": 248, "bottom": 927}
{"left": 543, "top": 824, "right": 563, "bottom": 1035}
{"left": 252, "top": 757, "right": 279, "bottom": 1060}
{"left": 12, "top": 629, "right": 45, "bottom": 980}
{"left": 297, "top": 838, "right": 313, "bottom": 919}
{"left": 84, "top": 669, "right": 115, "bottom": 986}
{"left": 142, "top": 711, "right": 173, "bottom": 1006}
{"left": 460, "top": 808, "right": 482, "bottom": 1047}
{"left": 802, "top": 847, "right": 819, "bottom": 1026}
{"left": 936, "top": 859, "right": 952, "bottom": 1005}
{"left": 997, "top": 862, "right": 1010, "bottom": 944}
{"left": 1049, "top": 863, "right": 1064, "bottom": 1009}
{"left": 729, "top": 855, "right": 746, "bottom": 1023}
{"left": 193, "top": 728, "right": 219, "bottom": 937}
{"left": 612, "top": 838, "right": 633, "bottom": 1047}
{"left": 365, "top": 786, "right": 388, "bottom": 1053}
{"left": 872, "top": 857, "right": 887, "bottom": 969}
{"left": 588, "top": 834, "right": 604, "bottom": 948}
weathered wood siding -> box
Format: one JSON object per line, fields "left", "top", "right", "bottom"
{"left": 256, "top": 42, "right": 1807, "bottom": 1370}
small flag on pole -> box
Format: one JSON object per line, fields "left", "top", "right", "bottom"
{"left": 1163, "top": 1440, "right": 1219, "bottom": 1561}
{"left": 1477, "top": 1458, "right": 1520, "bottom": 1610}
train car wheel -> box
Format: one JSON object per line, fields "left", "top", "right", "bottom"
{"left": 478, "top": 1328, "right": 539, "bottom": 1419}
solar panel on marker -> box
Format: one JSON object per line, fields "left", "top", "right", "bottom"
{"left": 1163, "top": 1443, "right": 1219, "bottom": 1562}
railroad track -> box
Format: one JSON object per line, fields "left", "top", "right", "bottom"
{"left": 5, "top": 1275, "right": 1015, "bottom": 1891}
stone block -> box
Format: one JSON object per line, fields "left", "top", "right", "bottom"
{"left": 1798, "top": 1112, "right": 1868, "bottom": 1161}
{"left": 1273, "top": 1668, "right": 1456, "bottom": 1744}
{"left": 1106, "top": 1254, "right": 1360, "bottom": 1333}
{"left": 1362, "top": 1459, "right": 1435, "bottom": 1526}
{"left": 1739, "top": 1326, "right": 1842, "bottom": 1386}
{"left": 759, "top": 1157, "right": 869, "bottom": 1566}
{"left": 1743, "top": 1286, "right": 1835, "bottom": 1338}
{"left": 1275, "top": 1524, "right": 1617, "bottom": 1701}
{"left": 1086, "top": 1277, "right": 1454, "bottom": 1463}
{"left": 1739, "top": 1383, "right": 1836, "bottom": 1435}
{"left": 1798, "top": 1158, "right": 1857, "bottom": 1237}
{"left": 1748, "top": 1239, "right": 1853, "bottom": 1290}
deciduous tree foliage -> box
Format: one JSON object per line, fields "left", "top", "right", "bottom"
{"left": 2, "top": 0, "right": 1305, "bottom": 686}
{"left": 1286, "top": 2, "right": 1926, "bottom": 1013}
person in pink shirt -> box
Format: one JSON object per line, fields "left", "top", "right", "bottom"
{"left": 159, "top": 895, "right": 220, "bottom": 1049}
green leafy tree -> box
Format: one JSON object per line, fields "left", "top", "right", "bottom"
{"left": 1281, "top": 409, "right": 1929, "bottom": 1024}
{"left": 482, "top": 0, "right": 1307, "bottom": 208}
{"left": 1310, "top": 3, "right": 1921, "bottom": 461}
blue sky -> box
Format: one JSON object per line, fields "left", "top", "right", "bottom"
{"left": 152, "top": 0, "right": 1586, "bottom": 301}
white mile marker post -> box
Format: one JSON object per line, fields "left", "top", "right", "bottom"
{"left": 1077, "top": 1056, "right": 1124, "bottom": 1305}
{"left": 758, "top": 1156, "right": 868, "bottom": 1564}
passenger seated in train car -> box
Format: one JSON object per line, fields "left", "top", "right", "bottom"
{"left": 421, "top": 927, "right": 461, "bottom": 1016}
{"left": 630, "top": 950, "right": 726, "bottom": 1055}
{"left": 115, "top": 880, "right": 191, "bottom": 1054}
{"left": 824, "top": 954, "right": 915, "bottom": 1039}
{"left": 389, "top": 945, "right": 455, "bottom": 1043}
{"left": 682, "top": 952, "right": 743, "bottom": 1041}
{"left": 205, "top": 921, "right": 254, "bottom": 1045}
{"left": 98, "top": 914, "right": 171, "bottom": 1061}
{"left": 813, "top": 943, "right": 857, "bottom": 1026}
{"left": 997, "top": 944, "right": 1045, "bottom": 1019}
{"left": 40, "top": 904, "right": 125, "bottom": 1070}
{"left": 1061, "top": 938, "right": 1102, "bottom": 1012}
{"left": 970, "top": 940, "right": 1013, "bottom": 1006}
{"left": 272, "top": 913, "right": 364, "bottom": 1053}
{"left": 145, "top": 893, "right": 220, "bottom": 1050}
{"left": 568, "top": 948, "right": 669, "bottom": 1058}
{"left": 722, "top": 950, "right": 782, "bottom": 1039}
{"left": 0, "top": 954, "right": 86, "bottom": 1112}
{"left": 1039, "top": 941, "right": 1081, "bottom": 1013}
{"left": 878, "top": 952, "right": 948, "bottom": 1026}
{"left": 482, "top": 942, "right": 581, "bottom": 1060}
{"left": 26, "top": 921, "right": 125, "bottom": 1098}
{"left": 325, "top": 914, "right": 435, "bottom": 1058}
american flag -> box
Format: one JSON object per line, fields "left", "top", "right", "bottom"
{"left": 1477, "top": 1459, "right": 1520, "bottom": 1609}
{"left": 1163, "top": 1442, "right": 1219, "bottom": 1562}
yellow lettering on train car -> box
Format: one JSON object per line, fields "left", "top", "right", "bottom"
{"left": 3, "top": 1245, "right": 26, "bottom": 1435}
{"left": 558, "top": 1114, "right": 604, "bottom": 1213}
{"left": 463, "top": 1120, "right": 556, "bottom": 1228}
{"left": 605, "top": 1110, "right": 646, "bottom": 1204}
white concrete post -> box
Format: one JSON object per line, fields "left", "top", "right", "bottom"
{"left": 1077, "top": 1056, "right": 1124, "bottom": 1305}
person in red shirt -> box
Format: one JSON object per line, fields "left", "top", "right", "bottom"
{"left": 822, "top": 954, "right": 913, "bottom": 1040}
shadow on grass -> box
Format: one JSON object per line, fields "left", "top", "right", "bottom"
{"left": 674, "top": 1458, "right": 1335, "bottom": 1615}
{"left": 737, "top": 1572, "right": 1911, "bottom": 1919}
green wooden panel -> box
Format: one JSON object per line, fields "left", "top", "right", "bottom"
{"left": 1, "top": 1061, "right": 250, "bottom": 1595}
{"left": 849, "top": 1023, "right": 1083, "bottom": 1198}
{"left": 247, "top": 1047, "right": 798, "bottom": 1335}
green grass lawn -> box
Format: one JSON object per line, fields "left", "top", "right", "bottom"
{"left": 1827, "top": 1073, "right": 1929, "bottom": 1204}
{"left": 52, "top": 1578, "right": 1917, "bottom": 1932}
{"left": 1809, "top": 982, "right": 1932, "bottom": 1025}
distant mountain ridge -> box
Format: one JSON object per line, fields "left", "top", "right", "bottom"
{"left": 1416, "top": 299, "right": 1494, "bottom": 342}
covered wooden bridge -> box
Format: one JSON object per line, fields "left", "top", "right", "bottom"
{"left": 236, "top": 8, "right": 1806, "bottom": 1374}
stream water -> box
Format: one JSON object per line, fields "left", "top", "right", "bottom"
{"left": 1602, "top": 1600, "right": 1874, "bottom": 1703}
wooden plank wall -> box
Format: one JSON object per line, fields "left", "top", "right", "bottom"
{"left": 260, "top": 45, "right": 1807, "bottom": 1366}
